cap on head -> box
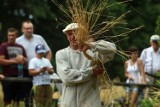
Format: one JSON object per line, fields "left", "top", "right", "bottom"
{"left": 150, "top": 35, "right": 160, "bottom": 41}
{"left": 35, "top": 44, "right": 46, "bottom": 54}
{"left": 62, "top": 23, "right": 79, "bottom": 33}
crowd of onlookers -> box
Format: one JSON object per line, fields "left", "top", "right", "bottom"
{"left": 0, "top": 21, "right": 160, "bottom": 107}
{"left": 0, "top": 20, "right": 53, "bottom": 107}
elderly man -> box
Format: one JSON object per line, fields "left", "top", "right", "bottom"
{"left": 56, "top": 23, "right": 116, "bottom": 107}
{"left": 140, "top": 34, "right": 160, "bottom": 84}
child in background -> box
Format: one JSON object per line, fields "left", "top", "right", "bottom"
{"left": 28, "top": 44, "right": 54, "bottom": 107}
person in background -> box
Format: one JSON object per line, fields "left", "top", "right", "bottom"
{"left": 28, "top": 44, "right": 54, "bottom": 107}
{"left": 16, "top": 20, "right": 52, "bottom": 61}
{"left": 124, "top": 46, "right": 146, "bottom": 107}
{"left": 0, "top": 42, "right": 4, "bottom": 80}
{"left": 16, "top": 20, "right": 52, "bottom": 107}
{"left": 56, "top": 23, "right": 116, "bottom": 107}
{"left": 0, "top": 28, "right": 28, "bottom": 107}
{"left": 140, "top": 34, "right": 160, "bottom": 84}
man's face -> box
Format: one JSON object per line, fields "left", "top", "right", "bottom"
{"left": 8, "top": 32, "right": 17, "bottom": 44}
{"left": 65, "top": 30, "right": 78, "bottom": 46}
{"left": 22, "top": 23, "right": 34, "bottom": 37}
{"left": 36, "top": 52, "right": 45, "bottom": 58}
{"left": 151, "top": 41, "right": 159, "bottom": 49}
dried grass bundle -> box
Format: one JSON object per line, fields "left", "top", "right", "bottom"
{"left": 53, "top": 0, "right": 142, "bottom": 106}
{"left": 53, "top": 0, "right": 142, "bottom": 58}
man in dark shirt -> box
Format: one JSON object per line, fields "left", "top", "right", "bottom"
{"left": 0, "top": 28, "right": 28, "bottom": 107}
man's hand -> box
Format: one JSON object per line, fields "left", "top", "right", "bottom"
{"left": 46, "top": 67, "right": 54, "bottom": 74}
{"left": 78, "top": 42, "right": 91, "bottom": 52}
{"left": 39, "top": 67, "right": 47, "bottom": 73}
{"left": 92, "top": 65, "right": 104, "bottom": 75}
{"left": 142, "top": 80, "right": 146, "bottom": 84}
{"left": 128, "top": 74, "right": 133, "bottom": 80}
{"left": 16, "top": 55, "right": 25, "bottom": 64}
{"left": 0, "top": 75, "right": 5, "bottom": 80}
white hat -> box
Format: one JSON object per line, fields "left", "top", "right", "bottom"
{"left": 62, "top": 23, "right": 79, "bottom": 33}
{"left": 150, "top": 35, "right": 160, "bottom": 41}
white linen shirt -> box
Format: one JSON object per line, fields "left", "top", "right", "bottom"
{"left": 56, "top": 40, "right": 116, "bottom": 107}
{"left": 140, "top": 46, "right": 160, "bottom": 74}
{"left": 29, "top": 57, "right": 53, "bottom": 86}
{"left": 16, "top": 34, "right": 50, "bottom": 61}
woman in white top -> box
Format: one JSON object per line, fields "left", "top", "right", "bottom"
{"left": 124, "top": 46, "right": 146, "bottom": 107}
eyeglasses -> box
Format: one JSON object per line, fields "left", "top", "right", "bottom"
{"left": 23, "top": 27, "right": 33, "bottom": 30}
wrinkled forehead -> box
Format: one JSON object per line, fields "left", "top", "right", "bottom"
{"left": 65, "top": 30, "right": 76, "bottom": 35}
{"left": 22, "top": 22, "right": 33, "bottom": 28}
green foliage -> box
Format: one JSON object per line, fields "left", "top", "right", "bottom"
{"left": 139, "top": 96, "right": 160, "bottom": 107}
{"left": 103, "top": 0, "right": 160, "bottom": 80}
{"left": 139, "top": 98, "right": 153, "bottom": 107}
{"left": 139, "top": 87, "right": 160, "bottom": 107}
{"left": 155, "top": 16, "right": 160, "bottom": 34}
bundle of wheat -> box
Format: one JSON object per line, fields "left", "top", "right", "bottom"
{"left": 53, "top": 0, "right": 142, "bottom": 106}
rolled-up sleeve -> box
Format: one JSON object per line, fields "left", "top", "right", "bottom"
{"left": 90, "top": 40, "right": 116, "bottom": 63}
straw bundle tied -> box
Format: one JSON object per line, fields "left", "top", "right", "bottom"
{"left": 53, "top": 0, "right": 142, "bottom": 106}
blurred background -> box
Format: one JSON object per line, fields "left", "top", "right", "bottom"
{"left": 0, "top": 0, "right": 160, "bottom": 81}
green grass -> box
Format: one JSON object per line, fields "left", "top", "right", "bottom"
{"left": 0, "top": 101, "right": 25, "bottom": 107}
